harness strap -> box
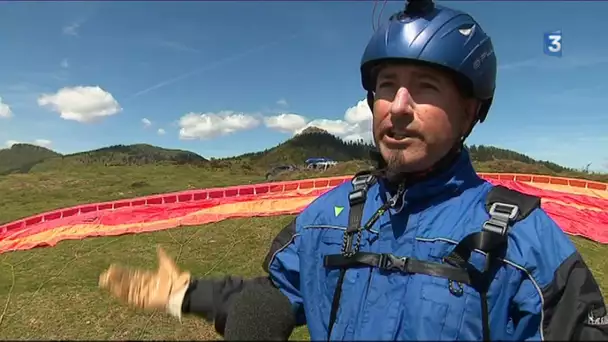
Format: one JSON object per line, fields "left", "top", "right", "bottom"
{"left": 443, "top": 185, "right": 541, "bottom": 341}
{"left": 325, "top": 181, "right": 541, "bottom": 341}
{"left": 443, "top": 231, "right": 508, "bottom": 271}
{"left": 327, "top": 171, "right": 374, "bottom": 341}
{"left": 325, "top": 252, "right": 472, "bottom": 285}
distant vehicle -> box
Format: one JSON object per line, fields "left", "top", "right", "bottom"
{"left": 305, "top": 157, "right": 338, "bottom": 171}
{"left": 265, "top": 164, "right": 298, "bottom": 180}
{"left": 305, "top": 157, "right": 332, "bottom": 164}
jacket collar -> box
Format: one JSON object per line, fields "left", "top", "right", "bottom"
{"left": 377, "top": 148, "right": 483, "bottom": 211}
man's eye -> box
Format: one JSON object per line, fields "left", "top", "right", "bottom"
{"left": 376, "top": 81, "right": 394, "bottom": 89}
{"left": 420, "top": 82, "right": 438, "bottom": 90}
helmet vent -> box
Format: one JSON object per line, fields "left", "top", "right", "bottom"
{"left": 458, "top": 26, "right": 474, "bottom": 37}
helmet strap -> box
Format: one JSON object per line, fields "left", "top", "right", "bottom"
{"left": 460, "top": 100, "right": 485, "bottom": 144}
{"left": 366, "top": 91, "right": 374, "bottom": 111}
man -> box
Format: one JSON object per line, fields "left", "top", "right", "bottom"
{"left": 99, "top": 1, "right": 608, "bottom": 340}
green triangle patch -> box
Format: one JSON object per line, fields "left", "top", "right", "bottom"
{"left": 334, "top": 206, "right": 344, "bottom": 217}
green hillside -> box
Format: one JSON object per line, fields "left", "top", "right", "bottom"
{"left": 0, "top": 128, "right": 606, "bottom": 184}
{"left": 223, "top": 127, "right": 375, "bottom": 168}
{"left": 67, "top": 143, "right": 208, "bottom": 165}
{"left": 468, "top": 145, "right": 574, "bottom": 174}
{"left": 0, "top": 143, "right": 209, "bottom": 175}
{"left": 0, "top": 144, "right": 61, "bottom": 175}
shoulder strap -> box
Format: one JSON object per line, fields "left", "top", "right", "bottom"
{"left": 444, "top": 185, "right": 542, "bottom": 341}
{"left": 446, "top": 185, "right": 542, "bottom": 265}
{"left": 326, "top": 171, "right": 375, "bottom": 340}
{"left": 345, "top": 170, "right": 376, "bottom": 234}
{"left": 483, "top": 185, "right": 541, "bottom": 235}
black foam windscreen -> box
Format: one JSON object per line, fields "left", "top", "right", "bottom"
{"left": 224, "top": 283, "right": 296, "bottom": 341}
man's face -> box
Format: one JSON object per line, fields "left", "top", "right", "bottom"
{"left": 372, "top": 63, "right": 477, "bottom": 177}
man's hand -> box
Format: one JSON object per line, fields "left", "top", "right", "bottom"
{"left": 99, "top": 246, "right": 191, "bottom": 319}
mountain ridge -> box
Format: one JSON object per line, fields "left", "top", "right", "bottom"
{"left": 0, "top": 128, "right": 605, "bottom": 181}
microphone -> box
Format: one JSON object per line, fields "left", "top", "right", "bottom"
{"left": 224, "top": 282, "right": 296, "bottom": 341}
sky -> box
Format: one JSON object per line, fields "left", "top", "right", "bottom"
{"left": 0, "top": 1, "right": 607, "bottom": 172}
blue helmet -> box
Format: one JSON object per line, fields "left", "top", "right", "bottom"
{"left": 361, "top": 0, "right": 496, "bottom": 123}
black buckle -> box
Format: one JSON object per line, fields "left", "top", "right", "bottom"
{"left": 352, "top": 174, "right": 375, "bottom": 189}
{"left": 349, "top": 174, "right": 374, "bottom": 206}
{"left": 488, "top": 202, "right": 519, "bottom": 221}
{"left": 348, "top": 189, "right": 366, "bottom": 206}
{"left": 378, "top": 254, "right": 408, "bottom": 273}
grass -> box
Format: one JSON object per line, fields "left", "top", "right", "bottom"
{"left": 0, "top": 216, "right": 311, "bottom": 340}
{"left": 0, "top": 164, "right": 263, "bottom": 225}
{"left": 0, "top": 164, "right": 606, "bottom": 340}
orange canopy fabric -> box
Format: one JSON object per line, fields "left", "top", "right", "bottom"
{"left": 0, "top": 173, "right": 607, "bottom": 254}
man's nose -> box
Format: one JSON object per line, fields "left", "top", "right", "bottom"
{"left": 390, "top": 87, "right": 415, "bottom": 117}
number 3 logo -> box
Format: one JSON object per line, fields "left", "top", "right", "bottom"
{"left": 547, "top": 34, "right": 561, "bottom": 52}
{"left": 544, "top": 30, "right": 562, "bottom": 57}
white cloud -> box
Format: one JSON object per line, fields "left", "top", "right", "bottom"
{"left": 265, "top": 99, "right": 373, "bottom": 142}
{"left": 5, "top": 139, "right": 52, "bottom": 148}
{"left": 263, "top": 113, "right": 308, "bottom": 133}
{"left": 178, "top": 111, "right": 260, "bottom": 140}
{"left": 62, "top": 22, "right": 81, "bottom": 36}
{"left": 157, "top": 128, "right": 166, "bottom": 135}
{"left": 34, "top": 139, "right": 52, "bottom": 148}
{"left": 276, "top": 98, "right": 288, "bottom": 107}
{"left": 344, "top": 99, "right": 373, "bottom": 124}
{"left": 297, "top": 119, "right": 354, "bottom": 136}
{"left": 37, "top": 86, "right": 122, "bottom": 123}
{"left": 0, "top": 97, "right": 13, "bottom": 118}
{"left": 142, "top": 118, "right": 152, "bottom": 127}
{"left": 60, "top": 58, "right": 69, "bottom": 69}
{"left": 175, "top": 99, "right": 372, "bottom": 142}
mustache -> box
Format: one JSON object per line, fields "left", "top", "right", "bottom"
{"left": 379, "top": 125, "right": 421, "bottom": 139}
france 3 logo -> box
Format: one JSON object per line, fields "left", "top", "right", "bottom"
{"left": 544, "top": 30, "right": 562, "bottom": 57}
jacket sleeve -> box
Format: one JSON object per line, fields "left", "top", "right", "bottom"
{"left": 262, "top": 216, "right": 305, "bottom": 325}
{"left": 510, "top": 211, "right": 608, "bottom": 341}
{"left": 179, "top": 217, "right": 304, "bottom": 334}
{"left": 540, "top": 251, "right": 608, "bottom": 340}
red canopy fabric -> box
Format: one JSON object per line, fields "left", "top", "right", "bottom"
{"left": 1, "top": 173, "right": 606, "bottom": 254}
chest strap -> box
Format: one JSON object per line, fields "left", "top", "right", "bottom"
{"left": 325, "top": 252, "right": 472, "bottom": 285}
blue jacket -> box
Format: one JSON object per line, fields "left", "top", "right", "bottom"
{"left": 183, "top": 150, "right": 608, "bottom": 340}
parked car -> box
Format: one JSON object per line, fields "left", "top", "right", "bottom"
{"left": 305, "top": 157, "right": 338, "bottom": 171}
{"left": 265, "top": 164, "right": 298, "bottom": 180}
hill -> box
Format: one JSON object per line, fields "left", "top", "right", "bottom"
{"left": 230, "top": 128, "right": 608, "bottom": 182}
{"left": 468, "top": 145, "right": 572, "bottom": 174}
{"left": 57, "top": 143, "right": 207, "bottom": 166}
{"left": 223, "top": 127, "right": 375, "bottom": 168}
{"left": 222, "top": 127, "right": 606, "bottom": 182}
{"left": 0, "top": 128, "right": 606, "bottom": 183}
{"left": 0, "top": 144, "right": 209, "bottom": 174}
{"left": 0, "top": 144, "right": 61, "bottom": 175}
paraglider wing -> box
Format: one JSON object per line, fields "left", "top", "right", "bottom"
{"left": 0, "top": 172, "right": 606, "bottom": 254}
